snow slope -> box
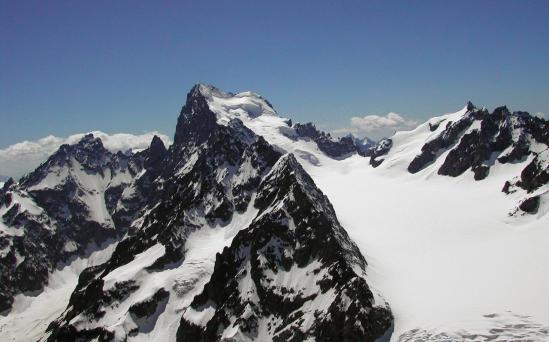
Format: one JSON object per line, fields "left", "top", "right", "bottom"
{"left": 308, "top": 154, "right": 549, "bottom": 339}
{"left": 296, "top": 131, "right": 549, "bottom": 340}
{"left": 68, "top": 206, "right": 260, "bottom": 342}
{"left": 197, "top": 87, "right": 549, "bottom": 340}
{"left": 0, "top": 242, "right": 117, "bottom": 342}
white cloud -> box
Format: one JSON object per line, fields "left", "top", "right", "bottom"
{"left": 535, "top": 112, "right": 547, "bottom": 119}
{"left": 0, "top": 131, "right": 171, "bottom": 179}
{"left": 333, "top": 112, "right": 418, "bottom": 140}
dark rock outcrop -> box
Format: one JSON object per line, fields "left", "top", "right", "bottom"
{"left": 407, "top": 104, "right": 549, "bottom": 186}
{"left": 369, "top": 138, "right": 393, "bottom": 167}
{"left": 518, "top": 196, "right": 540, "bottom": 214}
{"left": 290, "top": 123, "right": 376, "bottom": 159}
{"left": 408, "top": 104, "right": 487, "bottom": 174}
{"left": 516, "top": 153, "right": 549, "bottom": 193}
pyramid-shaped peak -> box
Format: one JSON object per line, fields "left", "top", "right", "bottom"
{"left": 466, "top": 101, "right": 476, "bottom": 111}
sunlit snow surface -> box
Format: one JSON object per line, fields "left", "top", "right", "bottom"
{"left": 309, "top": 155, "right": 549, "bottom": 340}
{"left": 200, "top": 88, "right": 549, "bottom": 340}
{"left": 0, "top": 242, "right": 117, "bottom": 341}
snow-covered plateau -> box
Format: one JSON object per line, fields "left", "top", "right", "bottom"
{"left": 1, "top": 84, "right": 548, "bottom": 341}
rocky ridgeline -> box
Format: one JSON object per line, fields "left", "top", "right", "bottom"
{"left": 289, "top": 122, "right": 374, "bottom": 159}
{"left": 178, "top": 154, "right": 391, "bottom": 341}
{"left": 504, "top": 148, "right": 549, "bottom": 215}
{"left": 377, "top": 102, "right": 549, "bottom": 215}
{"left": 408, "top": 103, "right": 548, "bottom": 180}
{"left": 402, "top": 103, "right": 549, "bottom": 180}
{"left": 0, "top": 134, "right": 166, "bottom": 313}
{"left": 43, "top": 84, "right": 391, "bottom": 341}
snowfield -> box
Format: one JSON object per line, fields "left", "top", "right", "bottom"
{"left": 309, "top": 154, "right": 549, "bottom": 339}
{"left": 0, "top": 242, "right": 117, "bottom": 341}
{"left": 197, "top": 86, "right": 549, "bottom": 340}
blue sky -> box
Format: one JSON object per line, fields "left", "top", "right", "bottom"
{"left": 1, "top": 0, "right": 548, "bottom": 148}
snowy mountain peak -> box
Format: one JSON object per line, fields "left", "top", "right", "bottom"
{"left": 254, "top": 153, "right": 314, "bottom": 208}
{"left": 206, "top": 89, "right": 277, "bottom": 123}
{"left": 492, "top": 105, "right": 511, "bottom": 117}
{"left": 19, "top": 133, "right": 111, "bottom": 188}
{"left": 190, "top": 83, "right": 233, "bottom": 100}
{"left": 176, "top": 84, "right": 378, "bottom": 161}
{"left": 174, "top": 86, "right": 217, "bottom": 146}
{"left": 190, "top": 83, "right": 277, "bottom": 117}
{"left": 197, "top": 84, "right": 276, "bottom": 118}
{"left": 466, "top": 100, "right": 476, "bottom": 111}
{"left": 265, "top": 152, "right": 301, "bottom": 176}
{"left": 58, "top": 132, "right": 106, "bottom": 159}
{"left": 174, "top": 85, "right": 278, "bottom": 146}
{"left": 465, "top": 101, "right": 476, "bottom": 111}
{"left": 143, "top": 135, "right": 167, "bottom": 170}
{"left": 0, "top": 131, "right": 167, "bottom": 314}
{"left": 256, "top": 153, "right": 330, "bottom": 207}
{"left": 78, "top": 132, "right": 103, "bottom": 147}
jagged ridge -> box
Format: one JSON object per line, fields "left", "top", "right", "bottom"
{"left": 177, "top": 154, "right": 392, "bottom": 341}
{"left": 0, "top": 134, "right": 164, "bottom": 313}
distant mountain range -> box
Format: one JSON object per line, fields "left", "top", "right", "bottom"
{"left": 0, "top": 131, "right": 172, "bottom": 180}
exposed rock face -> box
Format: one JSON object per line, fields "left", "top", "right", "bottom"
{"left": 128, "top": 288, "right": 170, "bottom": 336}
{"left": 408, "top": 104, "right": 549, "bottom": 180}
{"left": 408, "top": 104, "right": 488, "bottom": 174}
{"left": 506, "top": 151, "right": 548, "bottom": 216}
{"left": 129, "top": 288, "right": 170, "bottom": 319}
{"left": 145, "top": 135, "right": 167, "bottom": 169}
{"left": 369, "top": 138, "right": 393, "bottom": 167}
{"left": 293, "top": 122, "right": 373, "bottom": 159}
{"left": 519, "top": 196, "right": 540, "bottom": 214}
{"left": 516, "top": 151, "right": 549, "bottom": 193}
{"left": 404, "top": 104, "right": 549, "bottom": 213}
{"left": 174, "top": 84, "right": 219, "bottom": 146}
{"left": 177, "top": 154, "right": 392, "bottom": 341}
{"left": 0, "top": 134, "right": 162, "bottom": 313}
